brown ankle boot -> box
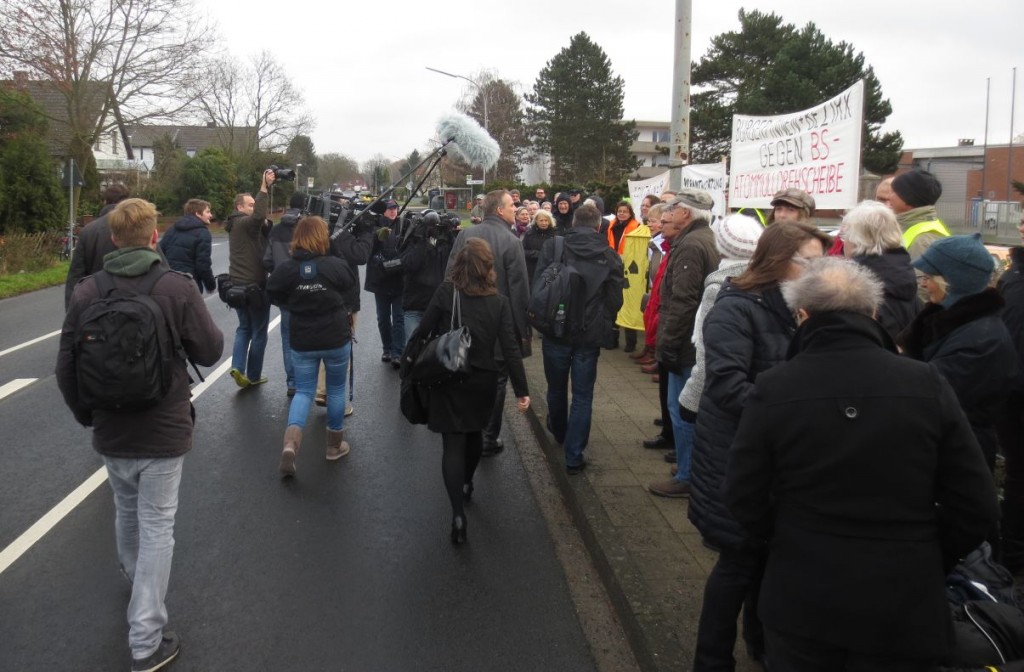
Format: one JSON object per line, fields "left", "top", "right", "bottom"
{"left": 279, "top": 425, "right": 302, "bottom": 477}
{"left": 326, "top": 429, "right": 350, "bottom": 461}
{"left": 629, "top": 345, "right": 652, "bottom": 360}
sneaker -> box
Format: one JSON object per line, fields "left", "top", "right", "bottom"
{"left": 229, "top": 368, "right": 250, "bottom": 389}
{"left": 345, "top": 404, "right": 354, "bottom": 417}
{"left": 566, "top": 459, "right": 588, "bottom": 475}
{"left": 648, "top": 479, "right": 691, "bottom": 498}
{"left": 249, "top": 377, "right": 268, "bottom": 386}
{"left": 132, "top": 631, "right": 180, "bottom": 672}
{"left": 381, "top": 353, "right": 392, "bottom": 363}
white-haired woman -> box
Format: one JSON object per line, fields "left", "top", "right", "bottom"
{"left": 522, "top": 209, "right": 557, "bottom": 285}
{"left": 842, "top": 200, "right": 921, "bottom": 339}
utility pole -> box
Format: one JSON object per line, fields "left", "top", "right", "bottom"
{"left": 669, "top": 0, "right": 693, "bottom": 191}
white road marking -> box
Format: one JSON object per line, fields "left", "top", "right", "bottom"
{"left": 0, "top": 316, "right": 282, "bottom": 576}
{"left": 0, "top": 330, "right": 61, "bottom": 358}
{"left": 0, "top": 378, "right": 36, "bottom": 400}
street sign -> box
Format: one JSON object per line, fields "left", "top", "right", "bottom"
{"left": 465, "top": 174, "right": 472, "bottom": 182}
{"left": 60, "top": 159, "right": 84, "bottom": 188}
{"left": 466, "top": 179, "right": 484, "bottom": 185}
{"left": 307, "top": 177, "right": 314, "bottom": 189}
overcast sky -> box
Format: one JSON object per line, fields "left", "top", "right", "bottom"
{"left": 206, "top": 0, "right": 1023, "bottom": 167}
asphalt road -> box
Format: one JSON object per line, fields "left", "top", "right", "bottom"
{"left": 0, "top": 241, "right": 600, "bottom": 671}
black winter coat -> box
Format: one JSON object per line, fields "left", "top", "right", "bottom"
{"left": 851, "top": 248, "right": 921, "bottom": 340}
{"left": 688, "top": 282, "right": 796, "bottom": 551}
{"left": 400, "top": 235, "right": 453, "bottom": 312}
{"left": 262, "top": 214, "right": 296, "bottom": 273}
{"left": 898, "top": 289, "right": 1023, "bottom": 467}
{"left": 364, "top": 222, "right": 403, "bottom": 295}
{"left": 410, "top": 281, "right": 529, "bottom": 434}
{"left": 159, "top": 214, "right": 215, "bottom": 293}
{"left": 266, "top": 249, "right": 358, "bottom": 351}
{"left": 533, "top": 228, "right": 625, "bottom": 348}
{"left": 327, "top": 222, "right": 374, "bottom": 313}
{"left": 724, "top": 310, "right": 999, "bottom": 657}
{"left": 521, "top": 225, "right": 556, "bottom": 283}
{"left": 999, "top": 247, "right": 1024, "bottom": 364}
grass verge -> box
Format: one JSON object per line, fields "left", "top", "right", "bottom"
{"left": 0, "top": 262, "right": 69, "bottom": 300}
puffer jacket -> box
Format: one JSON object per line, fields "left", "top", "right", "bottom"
{"left": 159, "top": 214, "right": 215, "bottom": 292}
{"left": 688, "top": 281, "right": 797, "bottom": 551}
{"left": 678, "top": 260, "right": 751, "bottom": 414}
{"left": 852, "top": 248, "right": 920, "bottom": 340}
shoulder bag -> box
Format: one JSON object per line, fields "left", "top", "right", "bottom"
{"left": 411, "top": 286, "right": 472, "bottom": 387}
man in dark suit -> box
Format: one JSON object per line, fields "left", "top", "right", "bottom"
{"left": 723, "top": 256, "right": 999, "bottom": 670}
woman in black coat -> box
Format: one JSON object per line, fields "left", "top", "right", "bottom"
{"left": 898, "top": 233, "right": 1022, "bottom": 472}
{"left": 407, "top": 238, "right": 530, "bottom": 544}
{"left": 688, "top": 222, "right": 831, "bottom": 669}
{"left": 840, "top": 200, "right": 921, "bottom": 339}
{"left": 521, "top": 209, "right": 557, "bottom": 285}
{"left": 267, "top": 216, "right": 358, "bottom": 478}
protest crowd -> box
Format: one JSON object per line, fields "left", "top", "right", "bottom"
{"left": 59, "top": 165, "right": 1024, "bottom": 672}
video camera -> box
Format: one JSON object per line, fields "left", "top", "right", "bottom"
{"left": 269, "top": 164, "right": 296, "bottom": 181}
{"left": 398, "top": 209, "right": 461, "bottom": 250}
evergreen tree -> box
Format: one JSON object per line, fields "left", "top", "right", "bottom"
{"left": 286, "top": 135, "right": 318, "bottom": 194}
{"left": 181, "top": 148, "right": 236, "bottom": 219}
{"left": 527, "top": 32, "right": 639, "bottom": 184}
{"left": 691, "top": 9, "right": 903, "bottom": 174}
{"left": 0, "top": 89, "right": 66, "bottom": 233}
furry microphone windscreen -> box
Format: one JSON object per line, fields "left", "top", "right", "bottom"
{"left": 436, "top": 112, "right": 500, "bottom": 171}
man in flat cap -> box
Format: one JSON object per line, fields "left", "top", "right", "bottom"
{"left": 470, "top": 193, "right": 485, "bottom": 224}
{"left": 769, "top": 188, "right": 815, "bottom": 225}
{"left": 651, "top": 189, "right": 721, "bottom": 497}
{"left": 888, "top": 169, "right": 950, "bottom": 261}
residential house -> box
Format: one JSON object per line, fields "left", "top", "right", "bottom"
{"left": 128, "top": 124, "right": 257, "bottom": 172}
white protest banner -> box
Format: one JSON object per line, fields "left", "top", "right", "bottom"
{"left": 628, "top": 171, "right": 670, "bottom": 205}
{"left": 729, "top": 79, "right": 863, "bottom": 210}
{"left": 681, "top": 163, "right": 728, "bottom": 219}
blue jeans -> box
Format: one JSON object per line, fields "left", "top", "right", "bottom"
{"left": 404, "top": 310, "right": 423, "bottom": 340}
{"left": 103, "top": 455, "right": 185, "bottom": 660}
{"left": 280, "top": 309, "right": 294, "bottom": 388}
{"left": 668, "top": 367, "right": 694, "bottom": 482}
{"left": 289, "top": 342, "right": 351, "bottom": 431}
{"left": 232, "top": 298, "right": 271, "bottom": 380}
{"left": 542, "top": 340, "right": 600, "bottom": 468}
{"left": 374, "top": 291, "right": 405, "bottom": 358}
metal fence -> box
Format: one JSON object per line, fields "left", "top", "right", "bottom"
{"left": 954, "top": 199, "right": 1023, "bottom": 246}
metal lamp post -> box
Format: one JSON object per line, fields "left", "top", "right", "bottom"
{"left": 296, "top": 163, "right": 303, "bottom": 193}
{"left": 425, "top": 66, "right": 489, "bottom": 185}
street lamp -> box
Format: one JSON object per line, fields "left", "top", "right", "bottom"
{"left": 296, "top": 163, "right": 303, "bottom": 193}
{"left": 425, "top": 66, "right": 489, "bottom": 185}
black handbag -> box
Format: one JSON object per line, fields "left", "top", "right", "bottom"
{"left": 411, "top": 287, "right": 472, "bottom": 387}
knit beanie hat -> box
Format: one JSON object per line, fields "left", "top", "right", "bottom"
{"left": 912, "top": 233, "right": 993, "bottom": 306}
{"left": 713, "top": 214, "right": 763, "bottom": 260}
{"left": 892, "top": 170, "right": 943, "bottom": 208}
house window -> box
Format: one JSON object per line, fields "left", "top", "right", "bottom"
{"left": 654, "top": 130, "right": 670, "bottom": 143}
{"left": 186, "top": 148, "right": 196, "bottom": 158}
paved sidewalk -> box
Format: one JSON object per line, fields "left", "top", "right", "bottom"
{"left": 520, "top": 337, "right": 761, "bottom": 672}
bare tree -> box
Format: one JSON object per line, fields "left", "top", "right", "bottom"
{"left": 0, "top": 0, "right": 211, "bottom": 205}
{"left": 192, "top": 50, "right": 314, "bottom": 155}
{"left": 318, "top": 152, "right": 363, "bottom": 191}
{"left": 362, "top": 154, "right": 393, "bottom": 195}
{"left": 0, "top": 0, "right": 210, "bottom": 148}
{"left": 452, "top": 70, "right": 526, "bottom": 184}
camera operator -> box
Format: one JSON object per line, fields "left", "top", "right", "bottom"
{"left": 365, "top": 199, "right": 406, "bottom": 368}
{"left": 309, "top": 198, "right": 375, "bottom": 410}
{"left": 225, "top": 169, "right": 275, "bottom": 388}
{"left": 263, "top": 192, "right": 306, "bottom": 396}
{"left": 399, "top": 209, "right": 456, "bottom": 335}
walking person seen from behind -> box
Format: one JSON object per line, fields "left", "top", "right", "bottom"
{"left": 57, "top": 197, "right": 224, "bottom": 672}
{"left": 267, "top": 216, "right": 359, "bottom": 477}
{"left": 406, "top": 238, "right": 530, "bottom": 545}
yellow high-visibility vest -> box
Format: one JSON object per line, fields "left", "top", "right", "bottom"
{"left": 901, "top": 220, "right": 951, "bottom": 250}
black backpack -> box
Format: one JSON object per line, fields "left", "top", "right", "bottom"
{"left": 75, "top": 268, "right": 183, "bottom": 412}
{"left": 528, "top": 237, "right": 587, "bottom": 339}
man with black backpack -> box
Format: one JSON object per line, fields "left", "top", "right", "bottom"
{"left": 532, "top": 203, "right": 625, "bottom": 474}
{"left": 57, "top": 198, "right": 223, "bottom": 672}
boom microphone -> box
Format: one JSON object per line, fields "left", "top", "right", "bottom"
{"left": 436, "top": 112, "right": 500, "bottom": 170}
